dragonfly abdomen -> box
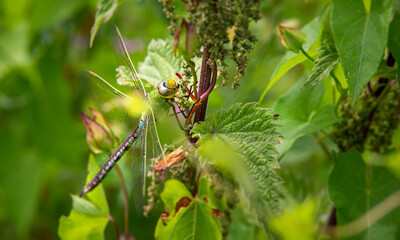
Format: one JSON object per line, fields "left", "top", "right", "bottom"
{"left": 79, "top": 115, "right": 146, "bottom": 197}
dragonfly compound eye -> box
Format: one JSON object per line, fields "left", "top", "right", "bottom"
{"left": 157, "top": 79, "right": 179, "bottom": 99}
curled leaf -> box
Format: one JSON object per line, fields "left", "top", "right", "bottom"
{"left": 81, "top": 112, "right": 114, "bottom": 153}
{"left": 302, "top": 37, "right": 340, "bottom": 89}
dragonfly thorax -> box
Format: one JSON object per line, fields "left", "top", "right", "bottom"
{"left": 157, "top": 79, "right": 179, "bottom": 99}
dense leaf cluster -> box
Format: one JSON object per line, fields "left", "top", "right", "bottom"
{"left": 333, "top": 82, "right": 400, "bottom": 153}
{"left": 192, "top": 103, "right": 283, "bottom": 220}
{"left": 51, "top": 0, "right": 400, "bottom": 239}
{"left": 160, "top": 0, "right": 261, "bottom": 87}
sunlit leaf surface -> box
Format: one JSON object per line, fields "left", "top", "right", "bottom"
{"left": 155, "top": 179, "right": 222, "bottom": 240}
{"left": 259, "top": 10, "right": 327, "bottom": 104}
{"left": 138, "top": 39, "right": 184, "bottom": 87}
{"left": 331, "top": 0, "right": 391, "bottom": 104}
{"left": 192, "top": 103, "right": 283, "bottom": 217}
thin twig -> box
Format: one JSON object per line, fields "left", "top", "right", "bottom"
{"left": 313, "top": 133, "right": 332, "bottom": 161}
{"left": 170, "top": 102, "right": 185, "bottom": 130}
{"left": 108, "top": 215, "right": 120, "bottom": 240}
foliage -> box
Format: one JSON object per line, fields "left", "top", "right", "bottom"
{"left": 154, "top": 178, "right": 222, "bottom": 240}
{"left": 2, "top": 0, "right": 400, "bottom": 239}
{"left": 90, "top": 0, "right": 124, "bottom": 47}
{"left": 333, "top": 83, "right": 400, "bottom": 153}
{"left": 138, "top": 39, "right": 184, "bottom": 87}
{"left": 329, "top": 149, "right": 400, "bottom": 239}
{"left": 59, "top": 155, "right": 109, "bottom": 239}
{"left": 160, "top": 0, "right": 261, "bottom": 87}
{"left": 258, "top": 11, "right": 326, "bottom": 103}
{"left": 269, "top": 199, "right": 316, "bottom": 240}
{"left": 388, "top": 12, "right": 400, "bottom": 84}
{"left": 272, "top": 78, "right": 339, "bottom": 155}
{"left": 301, "top": 35, "right": 339, "bottom": 89}
{"left": 331, "top": 0, "right": 392, "bottom": 104}
{"left": 192, "top": 103, "right": 282, "bottom": 217}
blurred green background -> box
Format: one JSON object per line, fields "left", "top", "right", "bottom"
{"left": 0, "top": 0, "right": 330, "bottom": 239}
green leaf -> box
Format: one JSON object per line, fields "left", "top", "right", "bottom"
{"left": 155, "top": 179, "right": 222, "bottom": 240}
{"left": 331, "top": 0, "right": 392, "bottom": 104}
{"left": 226, "top": 207, "right": 257, "bottom": 240}
{"left": 334, "top": 62, "right": 349, "bottom": 89}
{"left": 388, "top": 13, "right": 400, "bottom": 85}
{"left": 115, "top": 65, "right": 134, "bottom": 87}
{"left": 328, "top": 149, "right": 400, "bottom": 239}
{"left": 395, "top": 0, "right": 400, "bottom": 12}
{"left": 138, "top": 39, "right": 184, "bottom": 87}
{"left": 85, "top": 155, "right": 110, "bottom": 215}
{"left": 269, "top": 199, "right": 316, "bottom": 240}
{"left": 160, "top": 179, "right": 193, "bottom": 215}
{"left": 363, "top": 0, "right": 371, "bottom": 13}
{"left": 197, "top": 176, "right": 212, "bottom": 200}
{"left": 302, "top": 37, "right": 339, "bottom": 89}
{"left": 58, "top": 196, "right": 109, "bottom": 240}
{"left": 272, "top": 78, "right": 340, "bottom": 155}
{"left": 58, "top": 155, "right": 109, "bottom": 240}
{"left": 259, "top": 9, "right": 327, "bottom": 104}
{"left": 155, "top": 199, "right": 222, "bottom": 240}
{"left": 192, "top": 103, "right": 283, "bottom": 215}
{"left": 90, "top": 0, "right": 124, "bottom": 47}
{"left": 196, "top": 138, "right": 256, "bottom": 204}
{"left": 30, "top": 0, "right": 84, "bottom": 31}
{"left": 0, "top": 22, "right": 32, "bottom": 78}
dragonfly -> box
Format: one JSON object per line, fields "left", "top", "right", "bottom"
{"left": 78, "top": 25, "right": 180, "bottom": 214}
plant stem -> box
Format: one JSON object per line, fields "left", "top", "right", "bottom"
{"left": 108, "top": 215, "right": 120, "bottom": 240}
{"left": 300, "top": 48, "right": 344, "bottom": 93}
{"left": 194, "top": 46, "right": 212, "bottom": 124}
{"left": 313, "top": 133, "right": 332, "bottom": 161}
{"left": 323, "top": 206, "right": 337, "bottom": 238}
{"left": 115, "top": 165, "right": 129, "bottom": 240}
{"left": 185, "top": 61, "right": 217, "bottom": 128}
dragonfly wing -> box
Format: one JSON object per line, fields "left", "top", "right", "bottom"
{"left": 112, "top": 25, "right": 147, "bottom": 99}
{"left": 79, "top": 70, "right": 132, "bottom": 100}
{"left": 131, "top": 116, "right": 148, "bottom": 215}
{"left": 147, "top": 109, "right": 169, "bottom": 188}
{"left": 147, "top": 107, "right": 165, "bottom": 161}
{"left": 79, "top": 70, "right": 137, "bottom": 135}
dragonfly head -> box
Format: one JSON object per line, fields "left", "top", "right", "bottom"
{"left": 157, "top": 79, "right": 180, "bottom": 99}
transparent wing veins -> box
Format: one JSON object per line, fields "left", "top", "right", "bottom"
{"left": 112, "top": 25, "right": 148, "bottom": 99}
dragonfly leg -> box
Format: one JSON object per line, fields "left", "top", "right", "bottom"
{"left": 166, "top": 100, "right": 185, "bottom": 130}
{"left": 184, "top": 84, "right": 197, "bottom": 102}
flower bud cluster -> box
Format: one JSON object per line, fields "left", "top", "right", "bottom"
{"left": 159, "top": 0, "right": 261, "bottom": 88}
{"left": 333, "top": 81, "right": 400, "bottom": 153}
